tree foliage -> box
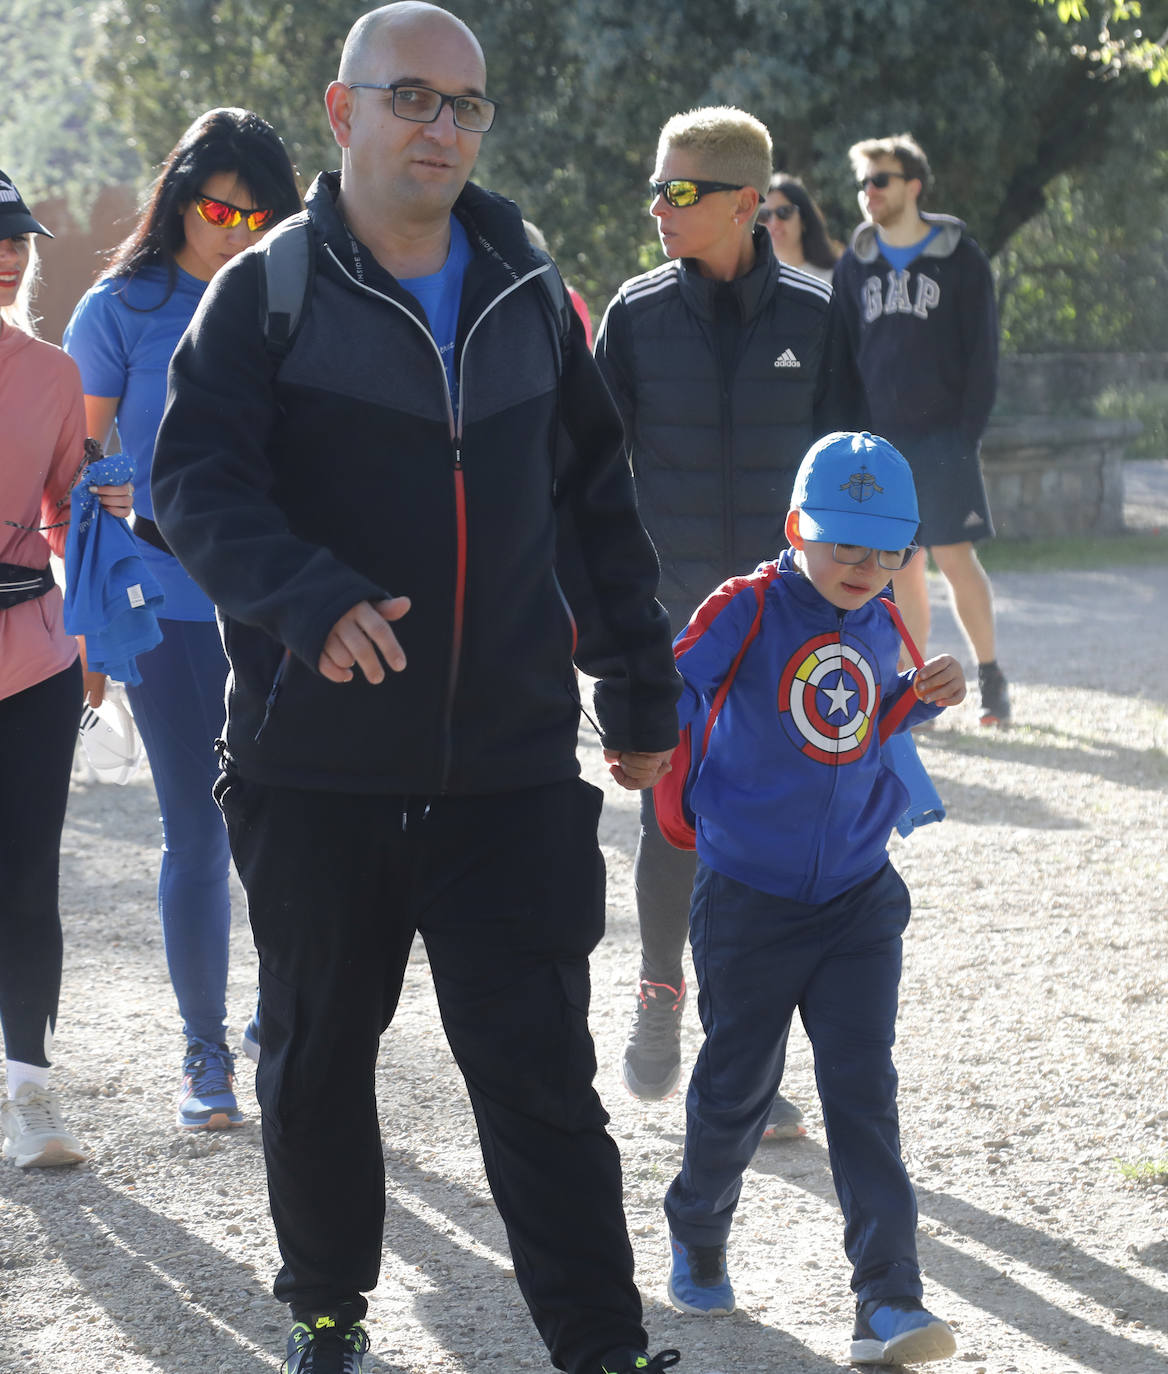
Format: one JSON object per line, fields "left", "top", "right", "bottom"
{"left": 0, "top": 0, "right": 138, "bottom": 214}
{"left": 9, "top": 0, "right": 1168, "bottom": 349}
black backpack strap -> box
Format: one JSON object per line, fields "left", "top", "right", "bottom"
{"left": 532, "top": 249, "right": 572, "bottom": 376}
{"left": 257, "top": 217, "right": 314, "bottom": 358}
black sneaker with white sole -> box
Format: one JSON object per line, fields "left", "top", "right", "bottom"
{"left": 977, "top": 660, "right": 1011, "bottom": 726}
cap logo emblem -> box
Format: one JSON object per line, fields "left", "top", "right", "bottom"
{"left": 0, "top": 180, "right": 20, "bottom": 203}
{"left": 841, "top": 467, "right": 883, "bottom": 504}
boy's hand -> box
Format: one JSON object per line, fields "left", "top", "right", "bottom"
{"left": 914, "top": 654, "right": 966, "bottom": 707}
{"left": 603, "top": 748, "right": 674, "bottom": 790}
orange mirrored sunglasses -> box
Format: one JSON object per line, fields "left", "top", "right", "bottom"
{"left": 194, "top": 195, "right": 275, "bottom": 233}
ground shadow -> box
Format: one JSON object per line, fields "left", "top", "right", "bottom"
{"left": 749, "top": 1137, "right": 1167, "bottom": 1371}
{"left": 922, "top": 721, "right": 1168, "bottom": 796}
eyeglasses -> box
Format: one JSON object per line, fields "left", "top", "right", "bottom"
{"left": 858, "top": 171, "right": 908, "bottom": 191}
{"left": 757, "top": 204, "right": 798, "bottom": 224}
{"left": 346, "top": 82, "right": 498, "bottom": 133}
{"left": 832, "top": 542, "right": 918, "bottom": 572}
{"left": 194, "top": 195, "right": 275, "bottom": 233}
{"left": 649, "top": 178, "right": 745, "bottom": 208}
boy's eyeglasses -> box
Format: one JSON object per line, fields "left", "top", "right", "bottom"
{"left": 650, "top": 178, "right": 745, "bottom": 208}
{"left": 346, "top": 82, "right": 498, "bottom": 133}
{"left": 858, "top": 171, "right": 908, "bottom": 191}
{"left": 195, "top": 195, "right": 275, "bottom": 233}
{"left": 757, "top": 204, "right": 798, "bottom": 224}
{"left": 832, "top": 542, "right": 918, "bottom": 572}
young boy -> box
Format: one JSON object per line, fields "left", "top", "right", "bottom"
{"left": 662, "top": 431, "right": 963, "bottom": 1366}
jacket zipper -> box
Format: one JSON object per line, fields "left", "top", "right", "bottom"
{"left": 324, "top": 246, "right": 551, "bottom": 790}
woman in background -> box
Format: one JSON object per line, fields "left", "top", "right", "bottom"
{"left": 759, "top": 173, "right": 838, "bottom": 283}
{"left": 64, "top": 109, "right": 301, "bottom": 1131}
{"left": 1, "top": 172, "right": 131, "bottom": 1167}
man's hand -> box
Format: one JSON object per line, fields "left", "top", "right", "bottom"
{"left": 603, "top": 747, "right": 675, "bottom": 791}
{"left": 92, "top": 481, "right": 134, "bottom": 519}
{"left": 319, "top": 596, "right": 411, "bottom": 684}
{"left": 914, "top": 654, "right": 966, "bottom": 708}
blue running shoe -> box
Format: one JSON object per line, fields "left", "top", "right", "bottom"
{"left": 596, "top": 1348, "right": 681, "bottom": 1374}
{"left": 850, "top": 1295, "right": 956, "bottom": 1365}
{"left": 241, "top": 1015, "right": 261, "bottom": 1064}
{"left": 283, "top": 1315, "right": 370, "bottom": 1373}
{"left": 176, "top": 1038, "right": 244, "bottom": 1130}
{"left": 667, "top": 1235, "right": 734, "bottom": 1315}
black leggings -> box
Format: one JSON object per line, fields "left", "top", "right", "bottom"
{"left": 0, "top": 657, "right": 81, "bottom": 1067}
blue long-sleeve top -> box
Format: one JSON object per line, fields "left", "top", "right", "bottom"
{"left": 676, "top": 549, "right": 941, "bottom": 903}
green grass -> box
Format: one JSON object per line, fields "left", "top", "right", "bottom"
{"left": 973, "top": 531, "right": 1168, "bottom": 573}
{"left": 1116, "top": 1157, "right": 1168, "bottom": 1187}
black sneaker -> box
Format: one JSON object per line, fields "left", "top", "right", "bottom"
{"left": 283, "top": 1314, "right": 370, "bottom": 1373}
{"left": 850, "top": 1295, "right": 956, "bottom": 1366}
{"left": 977, "top": 661, "right": 1011, "bottom": 726}
{"left": 621, "top": 977, "right": 686, "bottom": 1100}
{"left": 596, "top": 1347, "right": 681, "bottom": 1374}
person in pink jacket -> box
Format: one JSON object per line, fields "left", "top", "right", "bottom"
{"left": 0, "top": 171, "right": 131, "bottom": 1168}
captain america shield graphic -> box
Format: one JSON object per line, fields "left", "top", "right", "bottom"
{"left": 778, "top": 631, "right": 882, "bottom": 765}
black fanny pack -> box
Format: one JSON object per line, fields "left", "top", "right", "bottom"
{"left": 0, "top": 562, "right": 55, "bottom": 610}
{"left": 133, "top": 515, "right": 173, "bottom": 558}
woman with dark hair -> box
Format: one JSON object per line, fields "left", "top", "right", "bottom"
{"left": 758, "top": 173, "right": 838, "bottom": 283}
{"left": 64, "top": 108, "right": 301, "bottom": 1131}
{"left": 1, "top": 171, "right": 131, "bottom": 1167}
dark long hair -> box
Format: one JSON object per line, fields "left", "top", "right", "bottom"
{"left": 103, "top": 107, "right": 301, "bottom": 306}
{"left": 768, "top": 173, "right": 838, "bottom": 271}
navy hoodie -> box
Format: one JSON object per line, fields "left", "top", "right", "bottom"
{"left": 833, "top": 213, "right": 998, "bottom": 456}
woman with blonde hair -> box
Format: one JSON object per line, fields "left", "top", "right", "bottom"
{"left": 0, "top": 171, "right": 130, "bottom": 1167}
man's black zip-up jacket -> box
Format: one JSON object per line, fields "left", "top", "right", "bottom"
{"left": 594, "top": 230, "right": 865, "bottom": 628}
{"left": 152, "top": 172, "right": 680, "bottom": 795}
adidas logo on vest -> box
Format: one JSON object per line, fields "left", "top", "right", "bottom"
{"left": 773, "top": 349, "right": 800, "bottom": 368}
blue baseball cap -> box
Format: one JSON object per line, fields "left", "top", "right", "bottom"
{"left": 792, "top": 431, "right": 919, "bottom": 548}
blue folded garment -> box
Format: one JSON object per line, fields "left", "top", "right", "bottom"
{"left": 884, "top": 729, "right": 946, "bottom": 836}
{"left": 64, "top": 454, "right": 164, "bottom": 684}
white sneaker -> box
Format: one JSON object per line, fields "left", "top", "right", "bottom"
{"left": 2, "top": 1083, "right": 87, "bottom": 1168}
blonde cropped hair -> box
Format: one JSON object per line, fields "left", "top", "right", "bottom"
{"left": 657, "top": 106, "right": 773, "bottom": 196}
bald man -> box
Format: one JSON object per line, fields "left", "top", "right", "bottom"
{"left": 153, "top": 6, "right": 683, "bottom": 1373}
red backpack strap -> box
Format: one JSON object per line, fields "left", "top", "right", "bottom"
{"left": 878, "top": 595, "right": 925, "bottom": 741}
{"left": 652, "top": 564, "right": 782, "bottom": 850}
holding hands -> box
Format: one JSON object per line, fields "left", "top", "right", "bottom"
{"left": 603, "top": 748, "right": 675, "bottom": 791}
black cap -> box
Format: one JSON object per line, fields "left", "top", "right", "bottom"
{"left": 0, "top": 170, "right": 54, "bottom": 239}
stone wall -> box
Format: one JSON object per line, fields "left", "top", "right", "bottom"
{"left": 981, "top": 415, "right": 1139, "bottom": 539}
{"left": 996, "top": 352, "right": 1168, "bottom": 416}
{"left": 977, "top": 353, "right": 1157, "bottom": 540}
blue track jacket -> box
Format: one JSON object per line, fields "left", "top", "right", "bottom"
{"left": 676, "top": 550, "right": 941, "bottom": 903}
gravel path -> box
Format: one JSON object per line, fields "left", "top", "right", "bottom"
{"left": 2, "top": 469, "right": 1165, "bottom": 1374}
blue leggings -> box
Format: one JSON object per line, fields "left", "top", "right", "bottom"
{"left": 125, "top": 619, "right": 233, "bottom": 1045}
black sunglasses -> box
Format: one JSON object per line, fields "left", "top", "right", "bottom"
{"left": 649, "top": 178, "right": 745, "bottom": 208}
{"left": 858, "top": 171, "right": 908, "bottom": 190}
{"left": 757, "top": 204, "right": 798, "bottom": 224}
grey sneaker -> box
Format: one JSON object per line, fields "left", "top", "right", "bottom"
{"left": 761, "top": 1091, "right": 806, "bottom": 1140}
{"left": 1, "top": 1083, "right": 86, "bottom": 1168}
{"left": 621, "top": 977, "right": 686, "bottom": 1100}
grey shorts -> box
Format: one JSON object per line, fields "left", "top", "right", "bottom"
{"left": 898, "top": 433, "right": 995, "bottom": 547}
